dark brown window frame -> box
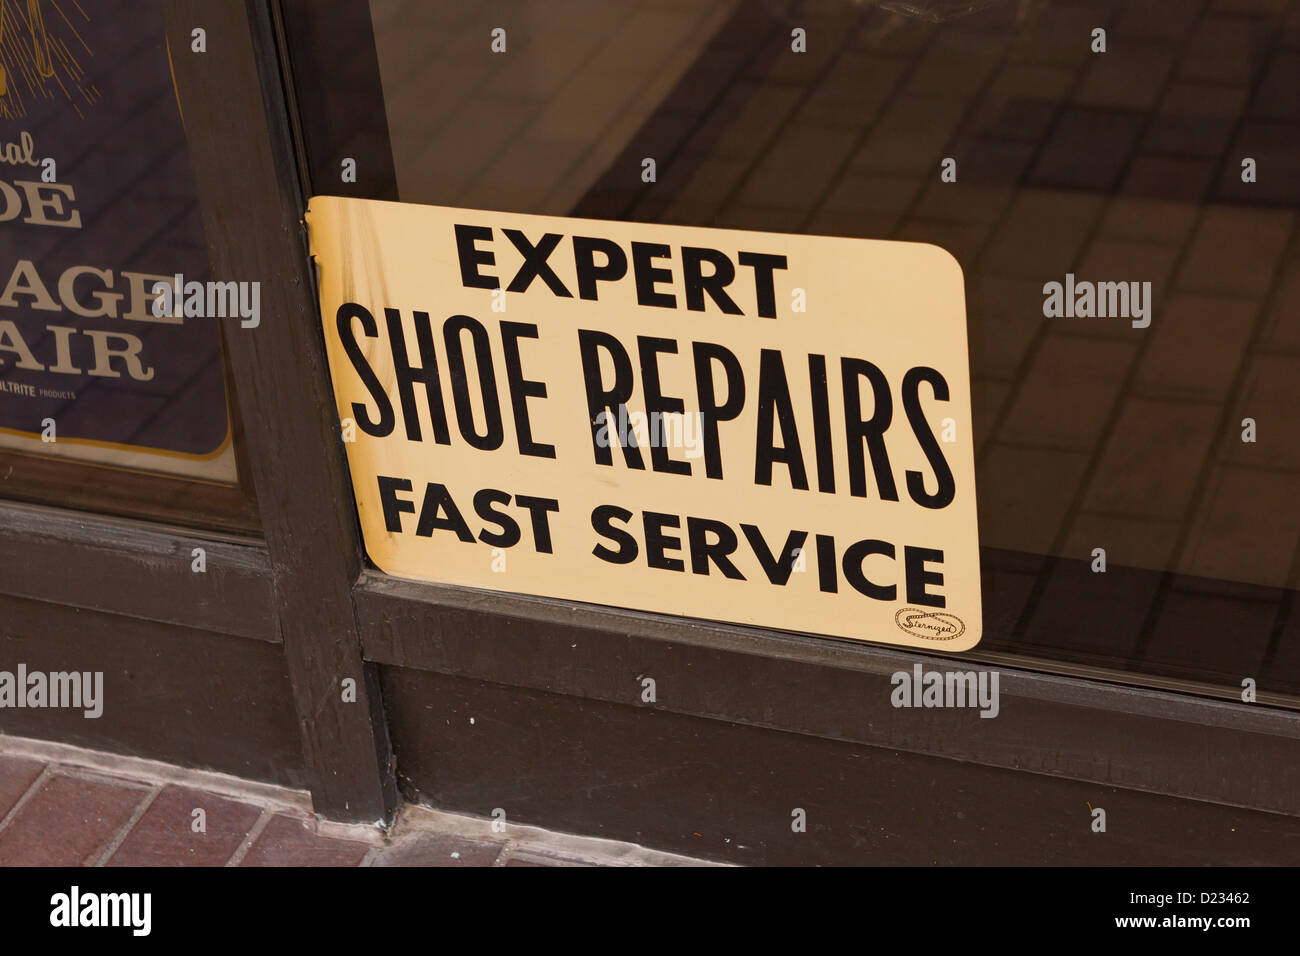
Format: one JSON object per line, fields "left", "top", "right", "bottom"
{"left": 0, "top": 347, "right": 262, "bottom": 536}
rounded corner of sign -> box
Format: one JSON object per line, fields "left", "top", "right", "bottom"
{"left": 915, "top": 242, "right": 965, "bottom": 282}
{"left": 953, "top": 606, "right": 984, "bottom": 652}
{"left": 367, "top": 555, "right": 405, "bottom": 582}
{"left": 356, "top": 533, "right": 399, "bottom": 578}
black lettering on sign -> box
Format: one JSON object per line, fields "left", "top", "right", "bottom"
{"left": 692, "top": 341, "right": 745, "bottom": 481}
{"left": 643, "top": 511, "right": 685, "bottom": 572}
{"left": 637, "top": 336, "right": 691, "bottom": 476}
{"left": 681, "top": 246, "right": 742, "bottom": 315}
{"left": 581, "top": 504, "right": 951, "bottom": 606}
{"left": 341, "top": 307, "right": 562, "bottom": 455}
{"left": 473, "top": 487, "right": 521, "bottom": 548}
{"left": 499, "top": 321, "right": 556, "bottom": 459}
{"left": 842, "top": 357, "right": 897, "bottom": 501}
{"left": 737, "top": 251, "right": 787, "bottom": 319}
{"left": 578, "top": 329, "right": 644, "bottom": 469}
{"left": 807, "top": 354, "right": 836, "bottom": 494}
{"left": 454, "top": 224, "right": 497, "bottom": 289}
{"left": 843, "top": 539, "right": 896, "bottom": 600}
{"left": 687, "top": 517, "right": 746, "bottom": 580}
{"left": 904, "top": 546, "right": 945, "bottom": 607}
{"left": 631, "top": 242, "right": 676, "bottom": 309}
{"left": 377, "top": 475, "right": 415, "bottom": 531}
{"left": 386, "top": 308, "right": 451, "bottom": 445}
{"left": 416, "top": 482, "right": 475, "bottom": 541}
{"left": 515, "top": 494, "right": 560, "bottom": 554}
{"left": 741, "top": 524, "right": 806, "bottom": 586}
{"left": 452, "top": 224, "right": 789, "bottom": 319}
{"left": 591, "top": 504, "right": 638, "bottom": 564}
{"left": 337, "top": 303, "right": 395, "bottom": 437}
{"left": 754, "top": 349, "right": 808, "bottom": 491}
{"left": 443, "top": 315, "right": 504, "bottom": 451}
{"left": 504, "top": 230, "right": 572, "bottom": 297}
{"left": 815, "top": 533, "right": 838, "bottom": 593}
{"left": 572, "top": 235, "right": 627, "bottom": 300}
{"left": 902, "top": 366, "right": 955, "bottom": 509}
{"left": 379, "top": 479, "right": 560, "bottom": 553}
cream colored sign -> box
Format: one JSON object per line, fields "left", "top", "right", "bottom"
{"left": 308, "top": 197, "right": 981, "bottom": 651}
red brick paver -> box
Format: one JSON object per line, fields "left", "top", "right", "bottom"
{"left": 0, "top": 754, "right": 43, "bottom": 818}
{"left": 0, "top": 740, "right": 705, "bottom": 866}
{"left": 0, "top": 773, "right": 147, "bottom": 866}
{"left": 239, "top": 814, "right": 372, "bottom": 867}
{"left": 107, "top": 785, "right": 263, "bottom": 867}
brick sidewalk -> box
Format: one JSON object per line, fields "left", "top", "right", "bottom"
{"left": 0, "top": 736, "right": 712, "bottom": 867}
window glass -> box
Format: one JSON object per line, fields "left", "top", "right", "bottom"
{"left": 284, "top": 0, "right": 1300, "bottom": 701}
{"left": 1, "top": 0, "right": 255, "bottom": 530}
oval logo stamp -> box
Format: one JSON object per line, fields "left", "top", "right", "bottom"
{"left": 894, "top": 608, "right": 966, "bottom": 642}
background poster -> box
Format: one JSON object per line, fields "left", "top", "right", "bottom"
{"left": 0, "top": 0, "right": 234, "bottom": 481}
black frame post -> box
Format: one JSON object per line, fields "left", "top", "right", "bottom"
{"left": 160, "top": 0, "right": 395, "bottom": 822}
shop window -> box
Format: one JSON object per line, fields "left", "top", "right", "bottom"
{"left": 0, "top": 0, "right": 257, "bottom": 532}
{"left": 281, "top": 0, "right": 1300, "bottom": 701}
